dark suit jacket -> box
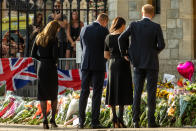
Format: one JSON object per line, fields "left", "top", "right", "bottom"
{"left": 80, "top": 22, "right": 109, "bottom": 71}
{"left": 119, "top": 18, "right": 165, "bottom": 70}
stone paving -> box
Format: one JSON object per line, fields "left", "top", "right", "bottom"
{"left": 0, "top": 124, "right": 196, "bottom": 131}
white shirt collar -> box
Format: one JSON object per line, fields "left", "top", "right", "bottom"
{"left": 94, "top": 20, "right": 101, "bottom": 25}
{"left": 142, "top": 16, "right": 151, "bottom": 20}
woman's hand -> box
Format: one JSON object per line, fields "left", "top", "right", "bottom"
{"left": 71, "top": 41, "right": 76, "bottom": 47}
{"left": 104, "top": 51, "right": 110, "bottom": 59}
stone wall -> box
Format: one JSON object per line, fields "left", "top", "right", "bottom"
{"left": 108, "top": 0, "right": 196, "bottom": 79}
{"left": 159, "top": 0, "right": 194, "bottom": 78}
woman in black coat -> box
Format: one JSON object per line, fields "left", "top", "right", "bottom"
{"left": 31, "top": 20, "right": 60, "bottom": 129}
{"left": 104, "top": 17, "right": 133, "bottom": 128}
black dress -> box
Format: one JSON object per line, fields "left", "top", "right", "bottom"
{"left": 67, "top": 23, "right": 81, "bottom": 56}
{"left": 105, "top": 34, "right": 133, "bottom": 106}
{"left": 31, "top": 39, "right": 58, "bottom": 100}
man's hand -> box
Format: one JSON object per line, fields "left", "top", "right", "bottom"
{"left": 33, "top": 27, "right": 40, "bottom": 34}
{"left": 54, "top": 13, "right": 61, "bottom": 20}
{"left": 124, "top": 56, "right": 129, "bottom": 62}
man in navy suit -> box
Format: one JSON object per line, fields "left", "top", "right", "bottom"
{"left": 79, "top": 13, "right": 109, "bottom": 129}
{"left": 119, "top": 4, "right": 165, "bottom": 128}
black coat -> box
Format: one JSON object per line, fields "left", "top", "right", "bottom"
{"left": 119, "top": 18, "right": 165, "bottom": 70}
{"left": 80, "top": 22, "right": 109, "bottom": 71}
{"left": 31, "top": 39, "right": 58, "bottom": 100}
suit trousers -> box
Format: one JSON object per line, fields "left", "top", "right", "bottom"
{"left": 132, "top": 68, "right": 158, "bottom": 124}
{"left": 79, "top": 70, "right": 105, "bottom": 125}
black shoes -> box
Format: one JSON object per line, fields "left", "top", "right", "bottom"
{"left": 43, "top": 119, "right": 58, "bottom": 129}
{"left": 50, "top": 119, "right": 58, "bottom": 128}
{"left": 43, "top": 120, "right": 49, "bottom": 129}
{"left": 91, "top": 124, "right": 105, "bottom": 129}
{"left": 78, "top": 123, "right": 84, "bottom": 129}
{"left": 133, "top": 122, "right": 140, "bottom": 128}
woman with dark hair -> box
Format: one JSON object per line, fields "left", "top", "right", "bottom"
{"left": 31, "top": 20, "right": 60, "bottom": 129}
{"left": 104, "top": 17, "right": 133, "bottom": 128}
{"left": 66, "top": 10, "right": 84, "bottom": 58}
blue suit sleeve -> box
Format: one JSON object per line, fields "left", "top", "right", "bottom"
{"left": 118, "top": 23, "right": 132, "bottom": 56}
{"left": 156, "top": 24, "right": 165, "bottom": 53}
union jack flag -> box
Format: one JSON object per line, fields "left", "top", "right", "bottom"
{"left": 0, "top": 58, "right": 108, "bottom": 94}
{"left": 0, "top": 58, "right": 37, "bottom": 91}
{"left": 57, "top": 69, "right": 108, "bottom": 95}
{"left": 58, "top": 69, "right": 82, "bottom": 94}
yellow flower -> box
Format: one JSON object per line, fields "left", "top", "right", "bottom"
{"left": 101, "top": 108, "right": 106, "bottom": 112}
{"left": 73, "top": 92, "right": 80, "bottom": 99}
{"left": 103, "top": 88, "right": 107, "bottom": 97}
{"left": 167, "top": 93, "right": 173, "bottom": 99}
{"left": 168, "top": 107, "right": 176, "bottom": 116}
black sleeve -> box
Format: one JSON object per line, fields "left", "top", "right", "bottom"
{"left": 19, "top": 37, "right": 24, "bottom": 44}
{"left": 105, "top": 28, "right": 109, "bottom": 35}
{"left": 104, "top": 35, "right": 110, "bottom": 51}
{"left": 52, "top": 40, "right": 58, "bottom": 64}
{"left": 118, "top": 23, "right": 133, "bottom": 56}
{"left": 156, "top": 24, "right": 165, "bottom": 53}
{"left": 48, "top": 14, "right": 54, "bottom": 23}
{"left": 31, "top": 41, "right": 40, "bottom": 60}
{"left": 63, "top": 14, "right": 67, "bottom": 20}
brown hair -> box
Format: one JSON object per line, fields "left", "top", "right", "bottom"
{"left": 142, "top": 4, "right": 154, "bottom": 15}
{"left": 33, "top": 13, "right": 43, "bottom": 26}
{"left": 97, "top": 13, "right": 109, "bottom": 22}
{"left": 110, "top": 17, "right": 126, "bottom": 33}
{"left": 36, "top": 20, "right": 60, "bottom": 47}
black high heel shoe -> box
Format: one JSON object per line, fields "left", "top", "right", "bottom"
{"left": 50, "top": 119, "right": 58, "bottom": 128}
{"left": 118, "top": 118, "right": 126, "bottom": 128}
{"left": 43, "top": 120, "right": 49, "bottom": 129}
{"left": 112, "top": 118, "right": 119, "bottom": 128}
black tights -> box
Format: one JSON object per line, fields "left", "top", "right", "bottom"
{"left": 40, "top": 99, "right": 58, "bottom": 122}
{"left": 111, "top": 105, "right": 124, "bottom": 120}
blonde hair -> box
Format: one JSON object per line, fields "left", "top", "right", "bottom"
{"left": 142, "top": 4, "right": 154, "bottom": 15}
{"left": 36, "top": 20, "right": 60, "bottom": 47}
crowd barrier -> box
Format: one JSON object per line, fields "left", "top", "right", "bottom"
{"left": 15, "top": 58, "right": 80, "bottom": 97}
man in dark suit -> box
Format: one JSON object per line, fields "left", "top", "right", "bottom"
{"left": 119, "top": 4, "right": 165, "bottom": 128}
{"left": 79, "top": 13, "right": 109, "bottom": 129}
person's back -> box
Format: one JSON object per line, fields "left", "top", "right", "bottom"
{"left": 118, "top": 4, "right": 165, "bottom": 128}
{"left": 106, "top": 34, "right": 122, "bottom": 58}
{"left": 80, "top": 22, "right": 109, "bottom": 71}
{"left": 37, "top": 39, "right": 57, "bottom": 59}
{"left": 128, "top": 18, "right": 164, "bottom": 69}
{"left": 31, "top": 20, "right": 60, "bottom": 129}
{"left": 79, "top": 13, "right": 109, "bottom": 129}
